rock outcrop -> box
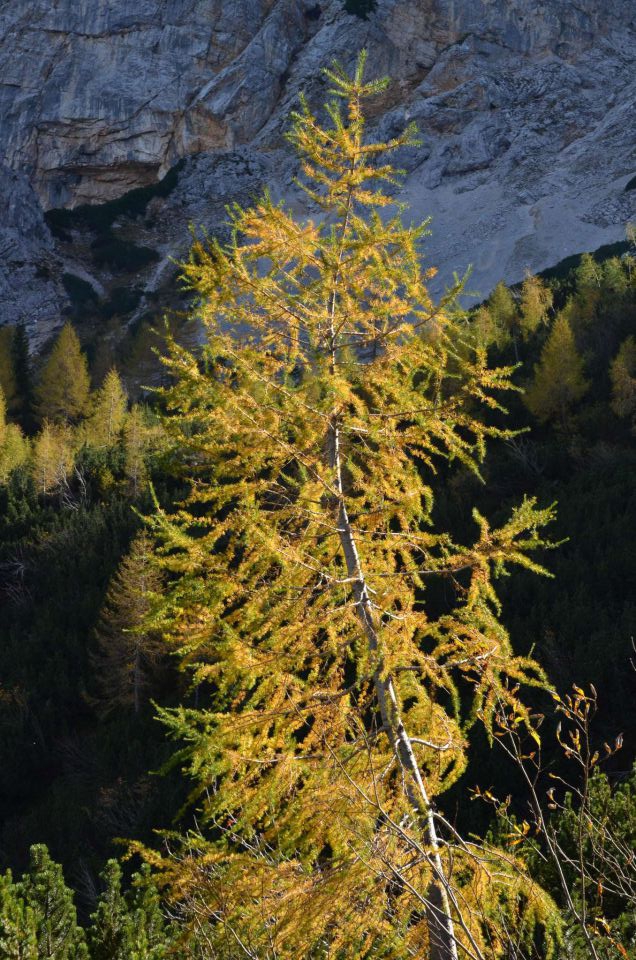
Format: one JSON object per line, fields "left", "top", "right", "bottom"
{"left": 1, "top": 0, "right": 634, "bottom": 345}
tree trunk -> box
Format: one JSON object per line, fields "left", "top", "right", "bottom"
{"left": 328, "top": 417, "right": 459, "bottom": 960}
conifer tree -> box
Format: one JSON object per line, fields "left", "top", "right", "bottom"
{"left": 20, "top": 845, "right": 88, "bottom": 960}
{"left": 36, "top": 323, "right": 91, "bottom": 424}
{"left": 0, "top": 870, "right": 39, "bottom": 960}
{"left": 519, "top": 274, "right": 553, "bottom": 339}
{"left": 143, "top": 54, "right": 559, "bottom": 960}
{"left": 487, "top": 280, "right": 518, "bottom": 351}
{"left": 0, "top": 326, "right": 18, "bottom": 414}
{"left": 12, "top": 322, "right": 34, "bottom": 431}
{"left": 89, "top": 860, "right": 178, "bottom": 959}
{"left": 31, "top": 422, "right": 74, "bottom": 496}
{"left": 0, "top": 385, "right": 6, "bottom": 448}
{"left": 0, "top": 388, "right": 29, "bottom": 484}
{"left": 525, "top": 314, "right": 589, "bottom": 425}
{"left": 92, "top": 532, "right": 165, "bottom": 716}
{"left": 89, "top": 861, "right": 131, "bottom": 960}
{"left": 87, "top": 367, "right": 128, "bottom": 448}
{"left": 123, "top": 405, "right": 150, "bottom": 496}
{"left": 610, "top": 335, "right": 636, "bottom": 423}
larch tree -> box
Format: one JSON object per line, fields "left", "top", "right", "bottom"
{"left": 92, "top": 532, "right": 165, "bottom": 716}
{"left": 487, "top": 281, "right": 518, "bottom": 353}
{"left": 525, "top": 314, "right": 588, "bottom": 425}
{"left": 610, "top": 335, "right": 636, "bottom": 424}
{"left": 35, "top": 323, "right": 91, "bottom": 424}
{"left": 31, "top": 421, "right": 74, "bottom": 496}
{"left": 519, "top": 274, "right": 553, "bottom": 339}
{"left": 142, "top": 55, "right": 559, "bottom": 960}
{"left": 123, "top": 404, "right": 151, "bottom": 496}
{"left": 0, "top": 388, "right": 29, "bottom": 484}
{"left": 86, "top": 367, "right": 128, "bottom": 447}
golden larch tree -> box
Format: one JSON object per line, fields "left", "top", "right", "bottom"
{"left": 86, "top": 367, "right": 128, "bottom": 447}
{"left": 141, "top": 54, "right": 560, "bottom": 960}
{"left": 525, "top": 314, "right": 588, "bottom": 425}
{"left": 519, "top": 274, "right": 553, "bottom": 339}
{"left": 36, "top": 323, "right": 91, "bottom": 424}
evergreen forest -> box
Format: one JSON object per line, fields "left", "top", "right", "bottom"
{"left": 0, "top": 57, "right": 634, "bottom": 960}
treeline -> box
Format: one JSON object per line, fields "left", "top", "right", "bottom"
{"left": 0, "top": 846, "right": 179, "bottom": 958}
{"left": 463, "top": 248, "right": 636, "bottom": 743}
{"left": 0, "top": 322, "right": 159, "bottom": 495}
{"left": 0, "top": 322, "right": 188, "bottom": 899}
{"left": 0, "top": 251, "right": 633, "bottom": 960}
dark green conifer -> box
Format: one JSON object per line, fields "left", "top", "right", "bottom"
{"left": 0, "top": 869, "right": 38, "bottom": 959}
{"left": 12, "top": 322, "right": 35, "bottom": 431}
{"left": 21, "top": 845, "right": 88, "bottom": 960}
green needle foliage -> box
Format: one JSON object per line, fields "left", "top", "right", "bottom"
{"left": 140, "top": 53, "right": 559, "bottom": 959}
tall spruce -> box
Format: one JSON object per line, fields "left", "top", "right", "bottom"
{"left": 36, "top": 323, "right": 91, "bottom": 424}
{"left": 143, "top": 54, "right": 558, "bottom": 960}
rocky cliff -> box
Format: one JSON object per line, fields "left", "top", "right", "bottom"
{"left": 1, "top": 0, "right": 635, "bottom": 347}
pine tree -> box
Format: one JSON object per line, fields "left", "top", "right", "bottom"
{"left": 0, "top": 870, "right": 39, "bottom": 960}
{"left": 20, "top": 845, "right": 88, "bottom": 960}
{"left": 36, "top": 323, "right": 91, "bottom": 424}
{"left": 519, "top": 274, "right": 553, "bottom": 339}
{"left": 610, "top": 335, "right": 636, "bottom": 423}
{"left": 525, "top": 314, "right": 589, "bottom": 425}
{"left": 89, "top": 861, "right": 178, "bottom": 960}
{"left": 86, "top": 367, "right": 128, "bottom": 448}
{"left": 142, "top": 54, "right": 559, "bottom": 960}
{"left": 92, "top": 532, "right": 165, "bottom": 716}
{"left": 127, "top": 865, "right": 178, "bottom": 959}
{"left": 88, "top": 861, "right": 132, "bottom": 960}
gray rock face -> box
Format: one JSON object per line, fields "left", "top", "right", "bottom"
{"left": 0, "top": 165, "right": 66, "bottom": 348}
{"left": 0, "top": 0, "right": 634, "bottom": 342}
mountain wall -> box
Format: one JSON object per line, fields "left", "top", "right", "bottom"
{"left": 1, "top": 0, "right": 634, "bottom": 346}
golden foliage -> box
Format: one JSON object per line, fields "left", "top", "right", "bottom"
{"left": 141, "top": 53, "right": 559, "bottom": 959}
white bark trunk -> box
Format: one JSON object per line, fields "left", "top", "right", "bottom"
{"left": 328, "top": 417, "right": 459, "bottom": 960}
